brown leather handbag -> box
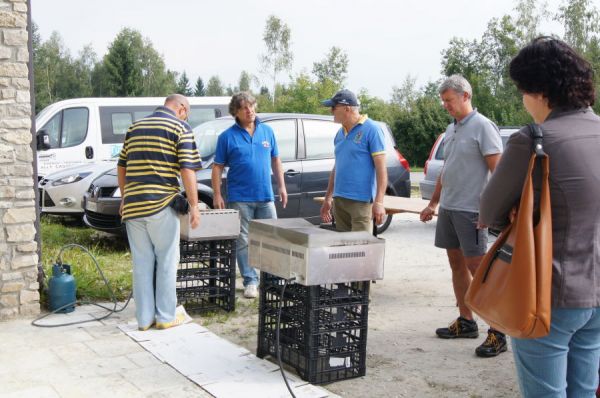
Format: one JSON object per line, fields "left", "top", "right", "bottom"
{"left": 465, "top": 124, "right": 553, "bottom": 339}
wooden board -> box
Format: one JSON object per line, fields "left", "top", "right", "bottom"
{"left": 314, "top": 196, "right": 436, "bottom": 216}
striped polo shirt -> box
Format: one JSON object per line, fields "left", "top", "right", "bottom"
{"left": 117, "top": 106, "right": 202, "bottom": 221}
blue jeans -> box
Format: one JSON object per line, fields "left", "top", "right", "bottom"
{"left": 125, "top": 207, "right": 180, "bottom": 329}
{"left": 512, "top": 307, "right": 600, "bottom": 398}
{"left": 229, "top": 201, "right": 277, "bottom": 287}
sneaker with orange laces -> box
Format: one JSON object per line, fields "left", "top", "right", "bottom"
{"left": 436, "top": 316, "right": 479, "bottom": 339}
{"left": 475, "top": 329, "right": 508, "bottom": 357}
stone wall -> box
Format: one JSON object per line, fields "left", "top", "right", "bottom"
{"left": 0, "top": 0, "right": 39, "bottom": 319}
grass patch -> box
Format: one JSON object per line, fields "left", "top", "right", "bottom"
{"left": 40, "top": 217, "right": 259, "bottom": 329}
{"left": 41, "top": 215, "right": 132, "bottom": 301}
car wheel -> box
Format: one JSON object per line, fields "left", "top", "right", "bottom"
{"left": 375, "top": 214, "right": 393, "bottom": 234}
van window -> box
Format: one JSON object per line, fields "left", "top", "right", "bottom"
{"left": 100, "top": 106, "right": 155, "bottom": 144}
{"left": 188, "top": 108, "right": 220, "bottom": 129}
{"left": 100, "top": 105, "right": 226, "bottom": 145}
{"left": 134, "top": 111, "right": 150, "bottom": 121}
{"left": 265, "top": 119, "right": 296, "bottom": 162}
{"left": 303, "top": 119, "right": 339, "bottom": 159}
{"left": 111, "top": 113, "right": 133, "bottom": 135}
{"left": 41, "top": 112, "right": 61, "bottom": 148}
{"left": 39, "top": 107, "right": 89, "bottom": 149}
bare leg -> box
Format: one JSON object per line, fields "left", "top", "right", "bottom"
{"left": 464, "top": 255, "right": 483, "bottom": 276}
{"left": 447, "top": 248, "right": 474, "bottom": 320}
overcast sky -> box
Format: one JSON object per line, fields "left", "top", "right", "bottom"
{"left": 31, "top": 0, "right": 567, "bottom": 100}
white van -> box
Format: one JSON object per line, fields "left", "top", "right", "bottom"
{"left": 34, "top": 96, "right": 230, "bottom": 178}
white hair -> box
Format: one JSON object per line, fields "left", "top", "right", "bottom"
{"left": 439, "top": 75, "right": 472, "bottom": 99}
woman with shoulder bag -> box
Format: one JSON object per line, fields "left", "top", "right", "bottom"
{"left": 479, "top": 37, "right": 600, "bottom": 397}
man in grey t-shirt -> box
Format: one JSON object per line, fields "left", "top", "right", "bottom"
{"left": 420, "top": 75, "right": 505, "bottom": 358}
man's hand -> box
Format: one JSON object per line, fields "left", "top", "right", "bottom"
{"left": 189, "top": 206, "right": 200, "bottom": 229}
{"left": 320, "top": 197, "right": 333, "bottom": 223}
{"left": 420, "top": 205, "right": 436, "bottom": 223}
{"left": 372, "top": 202, "right": 386, "bottom": 225}
{"left": 119, "top": 199, "right": 124, "bottom": 217}
{"left": 213, "top": 193, "right": 225, "bottom": 209}
{"left": 278, "top": 187, "right": 288, "bottom": 209}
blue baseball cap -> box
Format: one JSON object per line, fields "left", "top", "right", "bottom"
{"left": 321, "top": 89, "right": 360, "bottom": 107}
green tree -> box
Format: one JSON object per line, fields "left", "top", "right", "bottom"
{"left": 176, "top": 71, "right": 193, "bottom": 95}
{"left": 393, "top": 91, "right": 450, "bottom": 167}
{"left": 194, "top": 76, "right": 205, "bottom": 96}
{"left": 259, "top": 15, "right": 293, "bottom": 104}
{"left": 238, "top": 71, "right": 253, "bottom": 92}
{"left": 274, "top": 73, "right": 322, "bottom": 114}
{"left": 391, "top": 75, "right": 418, "bottom": 110}
{"left": 206, "top": 75, "right": 225, "bottom": 96}
{"left": 312, "top": 46, "right": 349, "bottom": 89}
{"left": 555, "top": 0, "right": 600, "bottom": 113}
{"left": 33, "top": 30, "right": 96, "bottom": 112}
{"left": 32, "top": 21, "right": 41, "bottom": 55}
{"left": 256, "top": 86, "right": 273, "bottom": 112}
{"left": 556, "top": 0, "right": 600, "bottom": 53}
{"left": 98, "top": 28, "right": 176, "bottom": 96}
{"left": 358, "top": 90, "right": 394, "bottom": 126}
{"left": 34, "top": 31, "right": 67, "bottom": 111}
{"left": 440, "top": 0, "right": 545, "bottom": 125}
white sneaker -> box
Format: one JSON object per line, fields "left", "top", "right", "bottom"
{"left": 243, "top": 284, "right": 258, "bottom": 298}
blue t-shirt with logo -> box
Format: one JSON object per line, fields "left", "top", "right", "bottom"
{"left": 333, "top": 116, "right": 386, "bottom": 202}
{"left": 214, "top": 118, "right": 279, "bottom": 202}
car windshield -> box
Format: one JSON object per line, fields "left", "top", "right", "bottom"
{"left": 193, "top": 118, "right": 234, "bottom": 160}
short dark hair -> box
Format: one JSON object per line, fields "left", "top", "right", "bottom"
{"left": 229, "top": 91, "right": 256, "bottom": 116}
{"left": 509, "top": 36, "right": 595, "bottom": 108}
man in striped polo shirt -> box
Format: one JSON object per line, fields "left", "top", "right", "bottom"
{"left": 117, "top": 94, "right": 201, "bottom": 331}
{"left": 319, "top": 89, "right": 388, "bottom": 232}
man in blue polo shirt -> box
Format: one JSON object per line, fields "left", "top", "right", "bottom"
{"left": 319, "top": 89, "right": 388, "bottom": 232}
{"left": 211, "top": 92, "right": 287, "bottom": 298}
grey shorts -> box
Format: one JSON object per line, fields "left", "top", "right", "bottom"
{"left": 434, "top": 207, "right": 487, "bottom": 257}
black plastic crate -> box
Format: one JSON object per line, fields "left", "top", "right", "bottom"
{"left": 257, "top": 272, "right": 369, "bottom": 384}
{"left": 177, "top": 239, "right": 236, "bottom": 313}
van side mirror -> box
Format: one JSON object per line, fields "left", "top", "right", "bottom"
{"left": 36, "top": 129, "right": 51, "bottom": 150}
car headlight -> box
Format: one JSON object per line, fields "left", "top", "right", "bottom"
{"left": 112, "top": 188, "right": 122, "bottom": 197}
{"left": 51, "top": 172, "right": 92, "bottom": 186}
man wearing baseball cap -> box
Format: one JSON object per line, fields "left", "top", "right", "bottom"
{"left": 320, "top": 89, "right": 388, "bottom": 232}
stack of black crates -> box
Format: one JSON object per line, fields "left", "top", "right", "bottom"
{"left": 177, "top": 239, "right": 236, "bottom": 313}
{"left": 257, "top": 271, "right": 369, "bottom": 384}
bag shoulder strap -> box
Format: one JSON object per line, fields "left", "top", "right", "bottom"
{"left": 528, "top": 123, "right": 546, "bottom": 157}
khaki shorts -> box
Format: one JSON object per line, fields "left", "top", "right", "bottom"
{"left": 333, "top": 197, "right": 372, "bottom": 232}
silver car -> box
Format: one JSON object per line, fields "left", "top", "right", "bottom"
{"left": 419, "top": 127, "right": 519, "bottom": 200}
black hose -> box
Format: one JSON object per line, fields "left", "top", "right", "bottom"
{"left": 276, "top": 277, "right": 297, "bottom": 398}
{"left": 32, "top": 243, "right": 132, "bottom": 328}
